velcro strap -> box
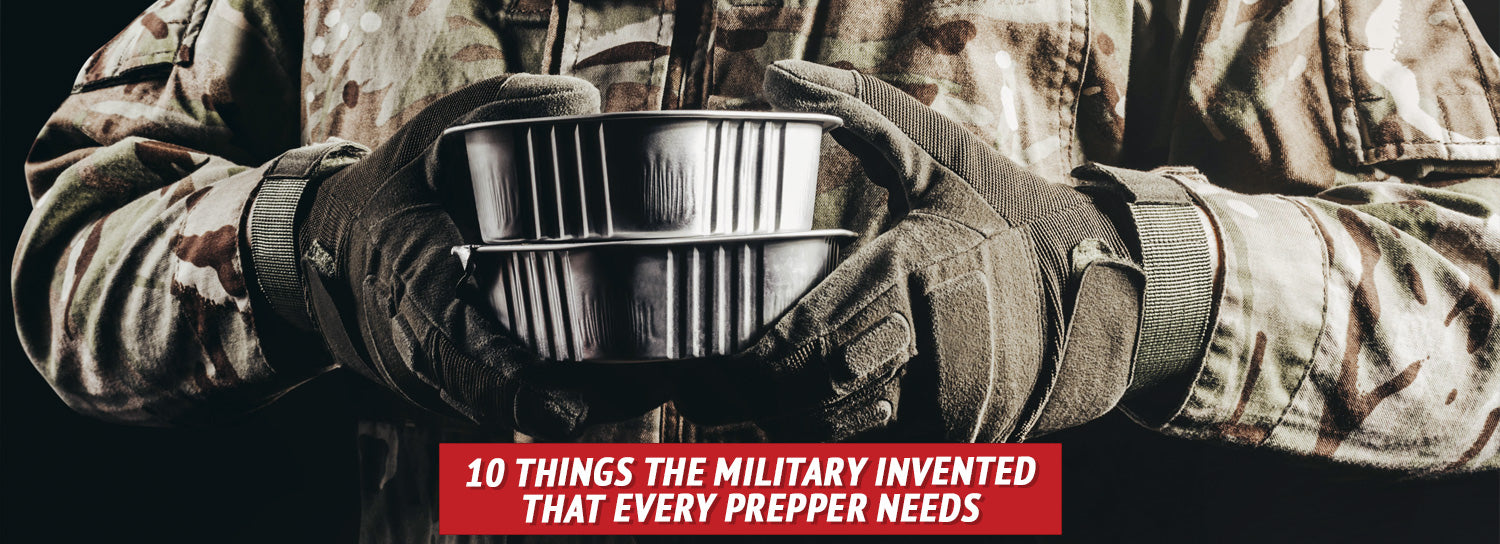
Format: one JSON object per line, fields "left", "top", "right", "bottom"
{"left": 1072, "top": 164, "right": 1216, "bottom": 392}
{"left": 247, "top": 140, "right": 367, "bottom": 330}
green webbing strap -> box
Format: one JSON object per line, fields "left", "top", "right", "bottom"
{"left": 247, "top": 140, "right": 366, "bottom": 331}
{"left": 1074, "top": 164, "right": 1217, "bottom": 392}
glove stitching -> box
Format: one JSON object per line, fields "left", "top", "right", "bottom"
{"left": 770, "top": 220, "right": 1011, "bottom": 433}
{"left": 805, "top": 214, "right": 988, "bottom": 340}
{"left": 1007, "top": 242, "right": 1064, "bottom": 443}
{"left": 355, "top": 284, "right": 434, "bottom": 411}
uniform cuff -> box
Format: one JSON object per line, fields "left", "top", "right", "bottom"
{"left": 245, "top": 140, "right": 367, "bottom": 330}
{"left": 1124, "top": 177, "right": 1328, "bottom": 445}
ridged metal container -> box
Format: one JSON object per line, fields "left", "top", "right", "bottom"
{"left": 454, "top": 230, "right": 852, "bottom": 362}
{"left": 446, "top": 111, "right": 842, "bottom": 243}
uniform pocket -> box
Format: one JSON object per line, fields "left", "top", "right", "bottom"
{"left": 1321, "top": 0, "right": 1500, "bottom": 167}
{"left": 72, "top": 0, "right": 210, "bottom": 93}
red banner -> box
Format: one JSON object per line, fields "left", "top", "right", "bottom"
{"left": 439, "top": 443, "right": 1061, "bottom": 535}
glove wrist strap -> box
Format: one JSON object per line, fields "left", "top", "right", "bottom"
{"left": 1073, "top": 164, "right": 1218, "bottom": 393}
{"left": 247, "top": 140, "right": 366, "bottom": 330}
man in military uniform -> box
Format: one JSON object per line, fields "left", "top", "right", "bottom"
{"left": 13, "top": 0, "right": 1499, "bottom": 540}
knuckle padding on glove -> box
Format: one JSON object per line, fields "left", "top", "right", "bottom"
{"left": 919, "top": 230, "right": 1048, "bottom": 443}
{"left": 831, "top": 313, "right": 911, "bottom": 398}
{"left": 924, "top": 270, "right": 995, "bottom": 441}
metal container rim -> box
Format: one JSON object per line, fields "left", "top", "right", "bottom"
{"left": 455, "top": 229, "right": 856, "bottom": 254}
{"left": 442, "top": 110, "right": 844, "bottom": 137}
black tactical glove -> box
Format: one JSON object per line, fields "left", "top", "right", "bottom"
{"left": 676, "top": 61, "right": 1212, "bottom": 442}
{"left": 248, "top": 75, "right": 664, "bottom": 438}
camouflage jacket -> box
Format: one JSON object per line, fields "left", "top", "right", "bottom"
{"left": 14, "top": 0, "right": 1500, "bottom": 540}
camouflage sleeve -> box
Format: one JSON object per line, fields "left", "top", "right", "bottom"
{"left": 1128, "top": 174, "right": 1499, "bottom": 475}
{"left": 12, "top": 0, "right": 325, "bottom": 424}
{"left": 1122, "top": 0, "right": 1500, "bottom": 474}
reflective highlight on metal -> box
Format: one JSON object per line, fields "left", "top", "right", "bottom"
{"left": 454, "top": 230, "right": 854, "bottom": 362}
{"left": 447, "top": 111, "right": 843, "bottom": 243}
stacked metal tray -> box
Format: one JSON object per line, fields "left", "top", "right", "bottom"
{"left": 446, "top": 111, "right": 850, "bottom": 362}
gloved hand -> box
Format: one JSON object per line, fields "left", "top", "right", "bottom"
{"left": 250, "top": 75, "right": 665, "bottom": 438}
{"left": 675, "top": 61, "right": 1168, "bottom": 442}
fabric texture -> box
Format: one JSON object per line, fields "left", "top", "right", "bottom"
{"left": 12, "top": 0, "right": 1500, "bottom": 540}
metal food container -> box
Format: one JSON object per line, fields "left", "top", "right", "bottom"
{"left": 446, "top": 111, "right": 843, "bottom": 243}
{"left": 454, "top": 230, "right": 853, "bottom": 362}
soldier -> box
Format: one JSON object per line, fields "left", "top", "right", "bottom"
{"left": 13, "top": 0, "right": 1499, "bottom": 541}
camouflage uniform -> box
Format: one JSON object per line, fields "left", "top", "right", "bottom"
{"left": 13, "top": 0, "right": 1500, "bottom": 540}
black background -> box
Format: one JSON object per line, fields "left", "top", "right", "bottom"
{"left": 3, "top": 2, "right": 1498, "bottom": 543}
